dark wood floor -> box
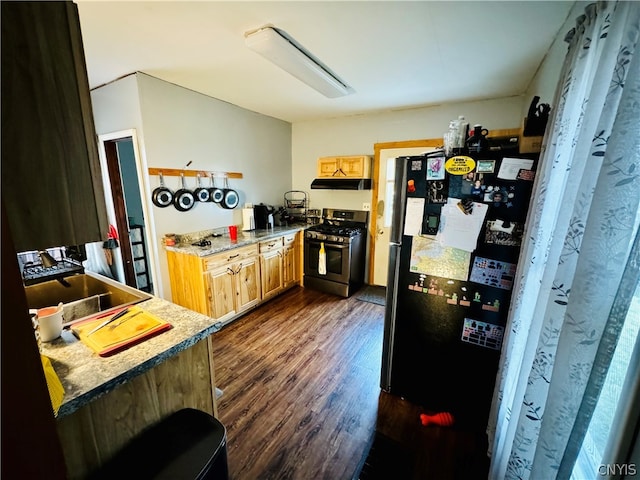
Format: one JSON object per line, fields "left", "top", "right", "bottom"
{"left": 210, "top": 286, "right": 489, "bottom": 480}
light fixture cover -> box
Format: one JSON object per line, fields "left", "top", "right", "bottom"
{"left": 245, "top": 26, "right": 354, "bottom": 98}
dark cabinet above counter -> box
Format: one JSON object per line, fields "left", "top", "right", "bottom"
{"left": 1, "top": 1, "right": 108, "bottom": 252}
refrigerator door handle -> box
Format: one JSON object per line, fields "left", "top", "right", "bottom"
{"left": 389, "top": 241, "right": 401, "bottom": 247}
{"left": 381, "top": 243, "right": 401, "bottom": 391}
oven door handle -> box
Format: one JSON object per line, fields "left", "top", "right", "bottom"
{"left": 306, "top": 240, "right": 350, "bottom": 250}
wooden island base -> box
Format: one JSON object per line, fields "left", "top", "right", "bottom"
{"left": 56, "top": 337, "right": 217, "bottom": 479}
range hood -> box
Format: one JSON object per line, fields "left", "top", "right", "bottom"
{"left": 310, "top": 178, "right": 372, "bottom": 190}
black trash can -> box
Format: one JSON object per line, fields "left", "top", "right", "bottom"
{"left": 88, "top": 408, "right": 229, "bottom": 480}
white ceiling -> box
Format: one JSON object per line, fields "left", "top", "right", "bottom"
{"left": 76, "top": 1, "right": 575, "bottom": 123}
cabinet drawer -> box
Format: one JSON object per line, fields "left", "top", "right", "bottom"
{"left": 259, "top": 237, "right": 283, "bottom": 253}
{"left": 203, "top": 244, "right": 258, "bottom": 270}
{"left": 283, "top": 233, "right": 297, "bottom": 247}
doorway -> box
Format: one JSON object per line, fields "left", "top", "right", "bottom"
{"left": 368, "top": 140, "right": 442, "bottom": 286}
{"left": 99, "top": 131, "right": 155, "bottom": 294}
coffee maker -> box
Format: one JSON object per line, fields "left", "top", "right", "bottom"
{"left": 253, "top": 204, "right": 274, "bottom": 230}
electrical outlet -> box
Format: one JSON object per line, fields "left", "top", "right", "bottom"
{"left": 362, "top": 203, "right": 371, "bottom": 211}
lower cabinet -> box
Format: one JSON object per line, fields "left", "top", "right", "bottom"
{"left": 283, "top": 233, "right": 300, "bottom": 288}
{"left": 205, "top": 248, "right": 261, "bottom": 322}
{"left": 166, "top": 231, "right": 302, "bottom": 324}
{"left": 233, "top": 255, "right": 262, "bottom": 312}
{"left": 259, "top": 237, "right": 284, "bottom": 301}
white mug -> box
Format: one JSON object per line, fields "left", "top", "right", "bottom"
{"left": 36, "top": 304, "right": 64, "bottom": 342}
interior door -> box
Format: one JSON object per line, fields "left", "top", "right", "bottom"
{"left": 370, "top": 141, "right": 441, "bottom": 286}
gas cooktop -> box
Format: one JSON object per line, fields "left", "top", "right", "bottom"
{"left": 305, "top": 208, "right": 369, "bottom": 242}
{"left": 307, "top": 224, "right": 363, "bottom": 237}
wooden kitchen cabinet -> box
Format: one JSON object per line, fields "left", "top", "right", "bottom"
{"left": 205, "top": 246, "right": 261, "bottom": 322}
{"left": 1, "top": 1, "right": 108, "bottom": 252}
{"left": 259, "top": 238, "right": 284, "bottom": 300}
{"left": 167, "top": 245, "right": 260, "bottom": 322}
{"left": 283, "top": 232, "right": 301, "bottom": 288}
{"left": 317, "top": 155, "right": 371, "bottom": 178}
{"left": 167, "top": 231, "right": 303, "bottom": 325}
{"left": 205, "top": 266, "right": 236, "bottom": 320}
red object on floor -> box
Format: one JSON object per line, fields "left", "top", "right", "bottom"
{"left": 419, "top": 412, "right": 455, "bottom": 427}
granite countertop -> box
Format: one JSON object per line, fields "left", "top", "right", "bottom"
{"left": 39, "top": 296, "right": 221, "bottom": 419}
{"left": 164, "top": 224, "right": 307, "bottom": 257}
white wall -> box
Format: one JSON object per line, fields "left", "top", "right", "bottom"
{"left": 92, "top": 73, "right": 292, "bottom": 301}
{"left": 521, "top": 1, "right": 579, "bottom": 119}
{"left": 291, "top": 95, "right": 526, "bottom": 212}
{"left": 90, "top": 75, "right": 145, "bottom": 287}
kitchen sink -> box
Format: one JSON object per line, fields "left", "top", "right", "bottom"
{"left": 24, "top": 271, "right": 153, "bottom": 325}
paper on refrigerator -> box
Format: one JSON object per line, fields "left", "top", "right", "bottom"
{"left": 403, "top": 197, "right": 425, "bottom": 236}
{"left": 497, "top": 157, "right": 534, "bottom": 180}
{"left": 438, "top": 198, "right": 488, "bottom": 252}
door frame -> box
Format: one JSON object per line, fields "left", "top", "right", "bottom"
{"left": 96, "top": 129, "right": 161, "bottom": 295}
{"left": 368, "top": 139, "right": 442, "bottom": 285}
{"left": 103, "top": 139, "right": 136, "bottom": 287}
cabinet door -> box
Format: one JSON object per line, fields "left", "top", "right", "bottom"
{"left": 234, "top": 256, "right": 261, "bottom": 313}
{"left": 206, "top": 266, "right": 236, "bottom": 321}
{"left": 283, "top": 246, "right": 296, "bottom": 287}
{"left": 339, "top": 156, "right": 367, "bottom": 177}
{"left": 260, "top": 250, "right": 283, "bottom": 300}
{"left": 283, "top": 233, "right": 300, "bottom": 288}
{"left": 1, "top": 2, "right": 108, "bottom": 251}
{"left": 317, "top": 157, "right": 340, "bottom": 177}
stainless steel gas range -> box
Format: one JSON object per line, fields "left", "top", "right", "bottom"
{"left": 303, "top": 208, "right": 368, "bottom": 297}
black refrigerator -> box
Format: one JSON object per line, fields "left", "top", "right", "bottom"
{"left": 381, "top": 149, "right": 537, "bottom": 430}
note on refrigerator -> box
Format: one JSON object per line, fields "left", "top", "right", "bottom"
{"left": 403, "top": 197, "right": 425, "bottom": 236}
{"left": 438, "top": 198, "right": 488, "bottom": 252}
{"left": 497, "top": 157, "right": 534, "bottom": 180}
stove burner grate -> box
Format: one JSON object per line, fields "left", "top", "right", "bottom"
{"left": 307, "top": 224, "right": 364, "bottom": 238}
{"left": 22, "top": 259, "right": 84, "bottom": 285}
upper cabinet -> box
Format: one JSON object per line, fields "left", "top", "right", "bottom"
{"left": 317, "top": 156, "right": 371, "bottom": 178}
{"left": 1, "top": 1, "right": 108, "bottom": 252}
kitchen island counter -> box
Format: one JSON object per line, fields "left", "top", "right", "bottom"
{"left": 42, "top": 290, "right": 225, "bottom": 478}
{"left": 40, "top": 295, "right": 220, "bottom": 419}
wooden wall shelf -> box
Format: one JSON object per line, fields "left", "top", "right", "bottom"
{"left": 148, "top": 168, "right": 243, "bottom": 179}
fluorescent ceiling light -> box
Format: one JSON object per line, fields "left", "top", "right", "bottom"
{"left": 245, "top": 26, "right": 354, "bottom": 98}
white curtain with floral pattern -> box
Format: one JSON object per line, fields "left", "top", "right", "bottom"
{"left": 487, "top": 2, "right": 640, "bottom": 479}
